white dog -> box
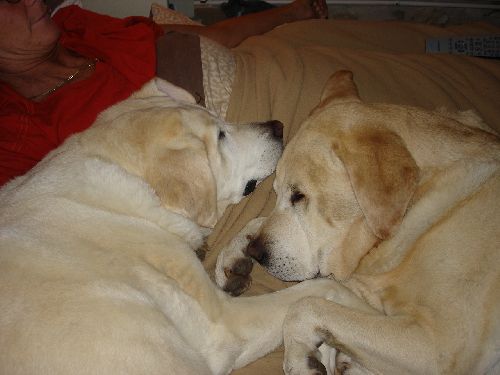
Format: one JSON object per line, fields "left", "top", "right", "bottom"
{"left": 0, "top": 79, "right": 338, "bottom": 375}
{"left": 217, "top": 71, "right": 500, "bottom": 374}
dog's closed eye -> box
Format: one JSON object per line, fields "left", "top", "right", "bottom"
{"left": 218, "top": 130, "right": 226, "bottom": 140}
{"left": 291, "top": 191, "right": 305, "bottom": 205}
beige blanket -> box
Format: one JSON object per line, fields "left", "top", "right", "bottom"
{"left": 204, "top": 19, "right": 500, "bottom": 374}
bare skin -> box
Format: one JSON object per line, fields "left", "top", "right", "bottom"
{"left": 0, "top": 0, "right": 93, "bottom": 100}
{"left": 0, "top": 0, "right": 328, "bottom": 101}
{"left": 161, "top": 0, "right": 328, "bottom": 48}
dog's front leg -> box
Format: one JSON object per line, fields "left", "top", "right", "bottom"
{"left": 215, "top": 217, "right": 266, "bottom": 295}
{"left": 283, "top": 296, "right": 435, "bottom": 375}
{"left": 222, "top": 278, "right": 341, "bottom": 371}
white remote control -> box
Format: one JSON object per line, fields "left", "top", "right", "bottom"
{"left": 426, "top": 35, "right": 500, "bottom": 58}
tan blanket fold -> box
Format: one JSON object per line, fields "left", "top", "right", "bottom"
{"left": 203, "top": 19, "right": 500, "bottom": 374}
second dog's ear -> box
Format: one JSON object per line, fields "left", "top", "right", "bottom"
{"left": 133, "top": 78, "right": 197, "bottom": 104}
{"left": 332, "top": 125, "right": 419, "bottom": 239}
{"left": 312, "top": 70, "right": 360, "bottom": 115}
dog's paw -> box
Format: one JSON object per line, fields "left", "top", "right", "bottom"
{"left": 215, "top": 236, "right": 254, "bottom": 296}
{"left": 308, "top": 355, "right": 328, "bottom": 375}
{"left": 334, "top": 352, "right": 352, "bottom": 375}
{"left": 334, "top": 352, "right": 372, "bottom": 375}
{"left": 221, "top": 256, "right": 254, "bottom": 296}
{"left": 215, "top": 217, "right": 266, "bottom": 296}
{"left": 283, "top": 301, "right": 334, "bottom": 375}
{"left": 284, "top": 342, "right": 327, "bottom": 375}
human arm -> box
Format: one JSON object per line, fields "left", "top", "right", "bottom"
{"left": 158, "top": 0, "right": 327, "bottom": 48}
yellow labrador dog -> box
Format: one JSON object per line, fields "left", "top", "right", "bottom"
{"left": 0, "top": 79, "right": 338, "bottom": 375}
{"left": 217, "top": 71, "right": 500, "bottom": 374}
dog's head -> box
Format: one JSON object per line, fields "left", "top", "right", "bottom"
{"left": 82, "top": 78, "right": 283, "bottom": 228}
{"left": 247, "top": 71, "right": 419, "bottom": 281}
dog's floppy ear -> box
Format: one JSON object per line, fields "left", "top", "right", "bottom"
{"left": 332, "top": 125, "right": 419, "bottom": 239}
{"left": 312, "top": 70, "right": 360, "bottom": 114}
{"left": 133, "top": 78, "right": 196, "bottom": 104}
{"left": 325, "top": 216, "right": 378, "bottom": 281}
{"left": 146, "top": 146, "right": 218, "bottom": 228}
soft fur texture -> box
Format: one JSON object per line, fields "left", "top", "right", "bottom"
{"left": 0, "top": 78, "right": 339, "bottom": 375}
{"left": 217, "top": 71, "right": 500, "bottom": 374}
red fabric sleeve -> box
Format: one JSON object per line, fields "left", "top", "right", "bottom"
{"left": 54, "top": 6, "right": 163, "bottom": 86}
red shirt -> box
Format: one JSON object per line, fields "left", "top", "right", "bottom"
{"left": 0, "top": 6, "right": 163, "bottom": 186}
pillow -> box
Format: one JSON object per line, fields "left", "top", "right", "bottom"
{"left": 151, "top": 3, "right": 236, "bottom": 119}
{"left": 150, "top": 3, "right": 203, "bottom": 25}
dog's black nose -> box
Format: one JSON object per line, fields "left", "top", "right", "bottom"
{"left": 245, "top": 237, "right": 269, "bottom": 265}
{"left": 263, "top": 120, "right": 283, "bottom": 139}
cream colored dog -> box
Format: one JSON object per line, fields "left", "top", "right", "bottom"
{"left": 217, "top": 71, "right": 500, "bottom": 374}
{"left": 0, "top": 79, "right": 339, "bottom": 375}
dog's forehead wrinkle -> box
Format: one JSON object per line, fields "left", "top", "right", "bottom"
{"left": 180, "top": 107, "right": 212, "bottom": 127}
{"left": 311, "top": 104, "right": 400, "bottom": 142}
{"left": 280, "top": 133, "right": 362, "bottom": 226}
{"left": 284, "top": 153, "right": 329, "bottom": 193}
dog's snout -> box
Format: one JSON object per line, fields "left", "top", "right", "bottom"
{"left": 245, "top": 237, "right": 269, "bottom": 265}
{"left": 263, "top": 120, "right": 283, "bottom": 140}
